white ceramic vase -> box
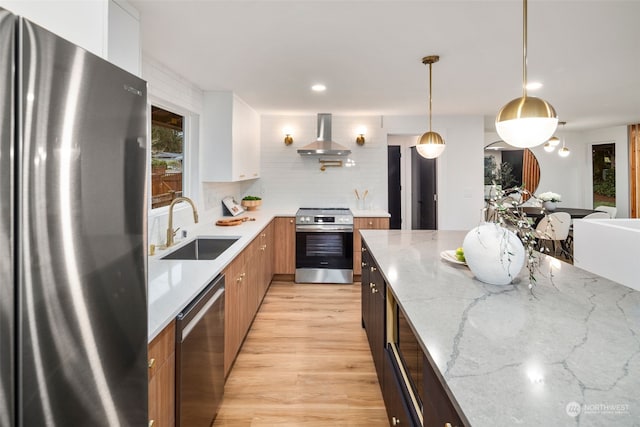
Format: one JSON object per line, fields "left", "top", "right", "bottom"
{"left": 543, "top": 201, "right": 557, "bottom": 211}
{"left": 462, "top": 223, "right": 526, "bottom": 285}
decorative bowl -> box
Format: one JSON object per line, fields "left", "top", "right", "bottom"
{"left": 241, "top": 199, "right": 262, "bottom": 210}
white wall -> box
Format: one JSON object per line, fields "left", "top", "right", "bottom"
{"left": 582, "top": 125, "right": 629, "bottom": 217}
{"left": 248, "top": 115, "right": 387, "bottom": 211}
{"left": 384, "top": 115, "right": 485, "bottom": 230}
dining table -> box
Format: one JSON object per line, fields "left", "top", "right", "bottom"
{"left": 520, "top": 206, "right": 599, "bottom": 223}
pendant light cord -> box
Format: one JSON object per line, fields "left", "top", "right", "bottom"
{"left": 522, "top": 0, "right": 528, "bottom": 98}
{"left": 429, "top": 61, "right": 433, "bottom": 131}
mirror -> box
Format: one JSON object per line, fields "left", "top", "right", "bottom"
{"left": 484, "top": 141, "right": 540, "bottom": 201}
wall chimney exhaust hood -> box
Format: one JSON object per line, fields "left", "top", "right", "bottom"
{"left": 297, "top": 113, "right": 351, "bottom": 156}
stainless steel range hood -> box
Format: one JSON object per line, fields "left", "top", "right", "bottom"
{"left": 297, "top": 113, "right": 351, "bottom": 156}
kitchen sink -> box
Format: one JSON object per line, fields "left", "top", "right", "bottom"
{"left": 161, "top": 237, "right": 239, "bottom": 260}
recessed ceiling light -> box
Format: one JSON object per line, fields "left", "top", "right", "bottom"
{"left": 311, "top": 84, "right": 326, "bottom": 92}
{"left": 526, "top": 82, "right": 543, "bottom": 90}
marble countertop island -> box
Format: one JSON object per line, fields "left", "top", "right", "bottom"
{"left": 360, "top": 230, "right": 640, "bottom": 427}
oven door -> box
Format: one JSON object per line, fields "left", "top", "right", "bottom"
{"left": 295, "top": 226, "right": 353, "bottom": 283}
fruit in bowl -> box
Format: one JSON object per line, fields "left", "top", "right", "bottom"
{"left": 241, "top": 196, "right": 262, "bottom": 210}
{"left": 455, "top": 247, "right": 465, "bottom": 263}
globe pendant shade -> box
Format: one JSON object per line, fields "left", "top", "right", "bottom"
{"left": 495, "top": 96, "right": 558, "bottom": 148}
{"left": 416, "top": 131, "right": 445, "bottom": 159}
{"left": 547, "top": 136, "right": 560, "bottom": 147}
{"left": 558, "top": 146, "right": 570, "bottom": 157}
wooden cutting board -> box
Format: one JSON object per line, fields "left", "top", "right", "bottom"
{"left": 215, "top": 216, "right": 255, "bottom": 226}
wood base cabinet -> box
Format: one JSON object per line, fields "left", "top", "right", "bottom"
{"left": 361, "top": 242, "right": 385, "bottom": 386}
{"left": 148, "top": 320, "right": 176, "bottom": 427}
{"left": 354, "top": 217, "right": 389, "bottom": 275}
{"left": 273, "top": 217, "right": 295, "bottom": 275}
{"left": 383, "top": 348, "right": 419, "bottom": 427}
{"left": 362, "top": 241, "right": 467, "bottom": 427}
{"left": 422, "top": 351, "right": 465, "bottom": 427}
{"left": 224, "top": 223, "right": 275, "bottom": 376}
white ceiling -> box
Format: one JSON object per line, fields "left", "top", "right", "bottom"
{"left": 130, "top": 0, "right": 640, "bottom": 131}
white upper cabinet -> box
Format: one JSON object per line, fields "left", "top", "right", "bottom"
{"left": 201, "top": 91, "right": 260, "bottom": 182}
{"left": 107, "top": 0, "right": 141, "bottom": 76}
{"left": 0, "top": 0, "right": 140, "bottom": 76}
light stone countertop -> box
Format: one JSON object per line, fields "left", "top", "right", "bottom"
{"left": 148, "top": 207, "right": 389, "bottom": 342}
{"left": 360, "top": 229, "right": 640, "bottom": 427}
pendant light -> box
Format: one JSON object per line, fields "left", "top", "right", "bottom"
{"left": 543, "top": 141, "right": 555, "bottom": 152}
{"left": 543, "top": 134, "right": 561, "bottom": 152}
{"left": 495, "top": 0, "right": 558, "bottom": 148}
{"left": 558, "top": 121, "right": 570, "bottom": 157}
{"left": 416, "top": 55, "right": 445, "bottom": 159}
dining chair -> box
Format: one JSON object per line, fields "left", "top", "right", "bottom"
{"left": 594, "top": 205, "right": 617, "bottom": 218}
{"left": 534, "top": 212, "right": 571, "bottom": 259}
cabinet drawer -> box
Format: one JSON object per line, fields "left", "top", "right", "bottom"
{"left": 422, "top": 352, "right": 466, "bottom": 427}
{"left": 148, "top": 320, "right": 175, "bottom": 379}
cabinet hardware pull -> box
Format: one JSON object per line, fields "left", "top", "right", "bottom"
{"left": 148, "top": 358, "right": 156, "bottom": 369}
{"left": 369, "top": 282, "right": 375, "bottom": 289}
{"left": 149, "top": 420, "right": 155, "bottom": 427}
{"left": 392, "top": 416, "right": 400, "bottom": 425}
{"left": 371, "top": 288, "right": 378, "bottom": 294}
{"left": 444, "top": 424, "right": 452, "bottom": 427}
{"left": 289, "top": 219, "right": 294, "bottom": 224}
{"left": 362, "top": 247, "right": 367, "bottom": 252}
{"left": 361, "top": 262, "right": 367, "bottom": 267}
{"left": 370, "top": 266, "right": 377, "bottom": 272}
{"left": 241, "top": 272, "right": 246, "bottom": 278}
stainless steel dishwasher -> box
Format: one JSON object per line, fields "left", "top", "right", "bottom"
{"left": 176, "top": 274, "right": 225, "bottom": 427}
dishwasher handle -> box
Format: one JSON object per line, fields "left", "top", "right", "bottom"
{"left": 176, "top": 274, "right": 225, "bottom": 343}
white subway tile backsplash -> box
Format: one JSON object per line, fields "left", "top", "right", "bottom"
{"left": 256, "top": 115, "right": 388, "bottom": 211}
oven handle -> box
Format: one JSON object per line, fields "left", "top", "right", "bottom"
{"left": 296, "top": 225, "right": 354, "bottom": 232}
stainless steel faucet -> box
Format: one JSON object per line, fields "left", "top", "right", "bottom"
{"left": 166, "top": 197, "right": 199, "bottom": 248}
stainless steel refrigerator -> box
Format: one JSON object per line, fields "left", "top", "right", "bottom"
{"left": 0, "top": 8, "right": 148, "bottom": 426}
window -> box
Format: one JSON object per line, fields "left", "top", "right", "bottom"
{"left": 151, "top": 106, "right": 184, "bottom": 209}
{"left": 592, "top": 143, "right": 616, "bottom": 209}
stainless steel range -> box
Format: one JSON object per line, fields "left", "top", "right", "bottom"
{"left": 295, "top": 208, "right": 354, "bottom": 284}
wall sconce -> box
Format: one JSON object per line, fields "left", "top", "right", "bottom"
{"left": 283, "top": 126, "right": 293, "bottom": 145}
{"left": 355, "top": 126, "right": 366, "bottom": 145}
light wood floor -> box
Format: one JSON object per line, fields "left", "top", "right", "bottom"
{"left": 213, "top": 280, "right": 388, "bottom": 426}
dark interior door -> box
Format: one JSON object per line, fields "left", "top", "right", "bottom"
{"left": 411, "top": 147, "right": 437, "bottom": 230}
{"left": 387, "top": 146, "right": 402, "bottom": 229}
